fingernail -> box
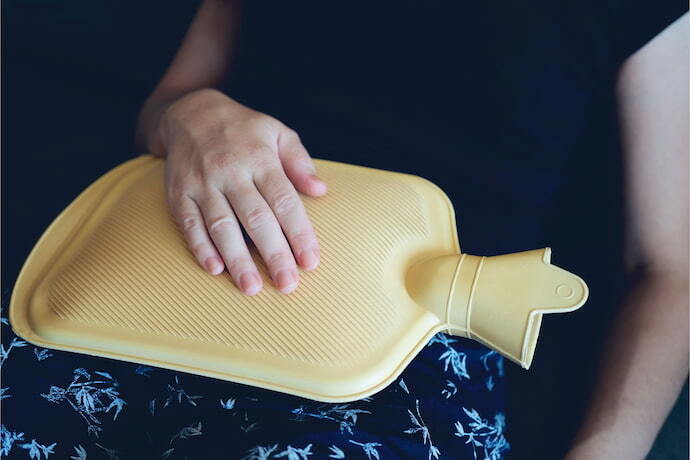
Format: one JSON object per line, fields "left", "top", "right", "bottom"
{"left": 205, "top": 257, "right": 223, "bottom": 275}
{"left": 309, "top": 175, "right": 327, "bottom": 194}
{"left": 240, "top": 272, "right": 262, "bottom": 296}
{"left": 300, "top": 248, "right": 320, "bottom": 271}
{"left": 275, "top": 269, "right": 298, "bottom": 294}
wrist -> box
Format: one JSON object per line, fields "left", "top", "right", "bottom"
{"left": 137, "top": 88, "right": 232, "bottom": 158}
{"left": 136, "top": 95, "right": 177, "bottom": 158}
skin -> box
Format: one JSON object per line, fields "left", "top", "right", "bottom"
{"left": 566, "top": 13, "right": 689, "bottom": 459}
{"left": 136, "top": 0, "right": 327, "bottom": 296}
{"left": 137, "top": 1, "right": 689, "bottom": 454}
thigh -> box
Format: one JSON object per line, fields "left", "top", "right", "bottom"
{"left": 1, "top": 302, "right": 509, "bottom": 460}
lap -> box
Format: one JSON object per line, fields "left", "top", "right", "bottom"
{"left": 1, "top": 310, "right": 509, "bottom": 459}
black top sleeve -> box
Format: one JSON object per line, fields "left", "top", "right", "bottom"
{"left": 604, "top": 0, "right": 687, "bottom": 65}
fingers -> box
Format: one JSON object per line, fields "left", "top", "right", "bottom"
{"left": 171, "top": 195, "right": 225, "bottom": 276}
{"left": 224, "top": 179, "right": 300, "bottom": 294}
{"left": 171, "top": 191, "right": 263, "bottom": 296}
{"left": 166, "top": 118, "right": 324, "bottom": 297}
{"left": 278, "top": 131, "right": 327, "bottom": 197}
{"left": 198, "top": 188, "right": 263, "bottom": 295}
{"left": 254, "top": 166, "right": 321, "bottom": 272}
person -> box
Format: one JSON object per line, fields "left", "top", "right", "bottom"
{"left": 3, "top": 1, "right": 681, "bottom": 459}
{"left": 133, "top": 1, "right": 688, "bottom": 458}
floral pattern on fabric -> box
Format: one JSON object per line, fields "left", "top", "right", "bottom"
{"left": 0, "top": 296, "right": 509, "bottom": 459}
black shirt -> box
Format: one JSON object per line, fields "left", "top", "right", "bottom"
{"left": 226, "top": 1, "right": 685, "bottom": 255}
{"left": 224, "top": 3, "right": 686, "bottom": 456}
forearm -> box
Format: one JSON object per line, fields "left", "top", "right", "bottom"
{"left": 567, "top": 274, "right": 689, "bottom": 458}
{"left": 135, "top": 0, "right": 242, "bottom": 156}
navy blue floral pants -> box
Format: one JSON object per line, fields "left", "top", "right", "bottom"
{"left": 1, "top": 296, "right": 509, "bottom": 460}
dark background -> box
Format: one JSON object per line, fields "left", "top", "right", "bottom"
{"left": 3, "top": 2, "right": 687, "bottom": 458}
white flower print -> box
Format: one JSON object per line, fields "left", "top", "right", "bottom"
{"left": 403, "top": 399, "right": 441, "bottom": 459}
{"left": 349, "top": 440, "right": 382, "bottom": 460}
{"left": 454, "top": 408, "right": 509, "bottom": 460}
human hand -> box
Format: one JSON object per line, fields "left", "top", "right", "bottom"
{"left": 157, "top": 88, "right": 327, "bottom": 295}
